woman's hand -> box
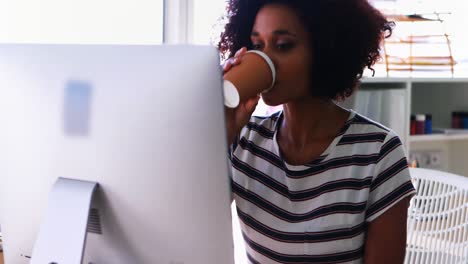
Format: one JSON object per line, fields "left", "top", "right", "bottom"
{"left": 223, "top": 47, "right": 260, "bottom": 145}
{"left": 223, "top": 47, "right": 247, "bottom": 75}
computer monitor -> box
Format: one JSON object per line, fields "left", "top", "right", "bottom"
{"left": 0, "top": 44, "right": 235, "bottom": 264}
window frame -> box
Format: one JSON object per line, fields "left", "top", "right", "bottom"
{"left": 163, "top": 0, "right": 195, "bottom": 44}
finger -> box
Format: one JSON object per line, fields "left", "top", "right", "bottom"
{"left": 234, "top": 48, "right": 243, "bottom": 57}
{"left": 222, "top": 60, "right": 233, "bottom": 73}
{"left": 233, "top": 50, "right": 246, "bottom": 65}
{"left": 233, "top": 47, "right": 247, "bottom": 61}
{"left": 237, "top": 47, "right": 247, "bottom": 57}
{"left": 225, "top": 47, "right": 248, "bottom": 73}
{"left": 235, "top": 47, "right": 247, "bottom": 57}
{"left": 226, "top": 57, "right": 241, "bottom": 69}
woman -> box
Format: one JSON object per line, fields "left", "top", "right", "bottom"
{"left": 220, "top": 0, "right": 416, "bottom": 263}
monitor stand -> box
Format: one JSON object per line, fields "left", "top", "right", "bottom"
{"left": 31, "top": 178, "right": 98, "bottom": 264}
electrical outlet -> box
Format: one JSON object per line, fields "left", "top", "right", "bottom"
{"left": 429, "top": 152, "right": 442, "bottom": 167}
{"left": 409, "top": 150, "right": 443, "bottom": 169}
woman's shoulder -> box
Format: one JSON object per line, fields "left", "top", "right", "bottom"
{"left": 237, "top": 111, "right": 282, "bottom": 142}
{"left": 347, "top": 111, "right": 400, "bottom": 139}
{"left": 246, "top": 110, "right": 282, "bottom": 130}
{"left": 342, "top": 111, "right": 405, "bottom": 157}
{"left": 253, "top": 110, "right": 282, "bottom": 123}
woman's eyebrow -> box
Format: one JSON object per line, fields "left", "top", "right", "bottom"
{"left": 251, "top": 30, "right": 297, "bottom": 37}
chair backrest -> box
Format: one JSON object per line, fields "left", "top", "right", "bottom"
{"left": 406, "top": 168, "right": 468, "bottom": 264}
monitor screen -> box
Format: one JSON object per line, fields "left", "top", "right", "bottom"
{"left": 0, "top": 44, "right": 234, "bottom": 264}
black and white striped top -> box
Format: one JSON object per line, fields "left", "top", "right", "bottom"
{"left": 229, "top": 109, "right": 416, "bottom": 264}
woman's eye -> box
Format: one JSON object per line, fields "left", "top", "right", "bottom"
{"left": 252, "top": 44, "right": 263, "bottom": 50}
{"left": 277, "top": 43, "right": 293, "bottom": 51}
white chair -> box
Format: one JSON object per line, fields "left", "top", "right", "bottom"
{"left": 406, "top": 168, "right": 468, "bottom": 264}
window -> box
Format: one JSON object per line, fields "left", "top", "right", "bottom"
{"left": 0, "top": 0, "right": 163, "bottom": 44}
{"left": 191, "top": 0, "right": 227, "bottom": 45}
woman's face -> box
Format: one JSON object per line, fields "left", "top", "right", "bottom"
{"left": 251, "top": 3, "right": 312, "bottom": 106}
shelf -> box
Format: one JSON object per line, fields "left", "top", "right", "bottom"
{"left": 410, "top": 133, "right": 468, "bottom": 143}
{"left": 362, "top": 77, "right": 468, "bottom": 83}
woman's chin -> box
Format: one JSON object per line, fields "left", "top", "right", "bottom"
{"left": 261, "top": 83, "right": 287, "bottom": 106}
{"left": 261, "top": 95, "right": 281, "bottom": 107}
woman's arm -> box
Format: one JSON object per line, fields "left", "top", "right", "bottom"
{"left": 364, "top": 196, "right": 411, "bottom": 264}
{"left": 364, "top": 132, "right": 416, "bottom": 263}
{"left": 225, "top": 98, "right": 259, "bottom": 145}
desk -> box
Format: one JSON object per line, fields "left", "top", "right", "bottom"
{"left": 0, "top": 252, "right": 3, "bottom": 264}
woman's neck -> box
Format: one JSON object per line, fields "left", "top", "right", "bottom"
{"left": 279, "top": 97, "right": 349, "bottom": 150}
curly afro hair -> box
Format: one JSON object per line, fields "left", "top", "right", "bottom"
{"left": 218, "top": 0, "right": 394, "bottom": 100}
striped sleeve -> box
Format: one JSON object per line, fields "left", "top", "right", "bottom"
{"left": 365, "top": 133, "right": 416, "bottom": 222}
{"left": 229, "top": 135, "right": 239, "bottom": 161}
{"left": 229, "top": 124, "right": 251, "bottom": 202}
{"left": 229, "top": 117, "right": 255, "bottom": 158}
